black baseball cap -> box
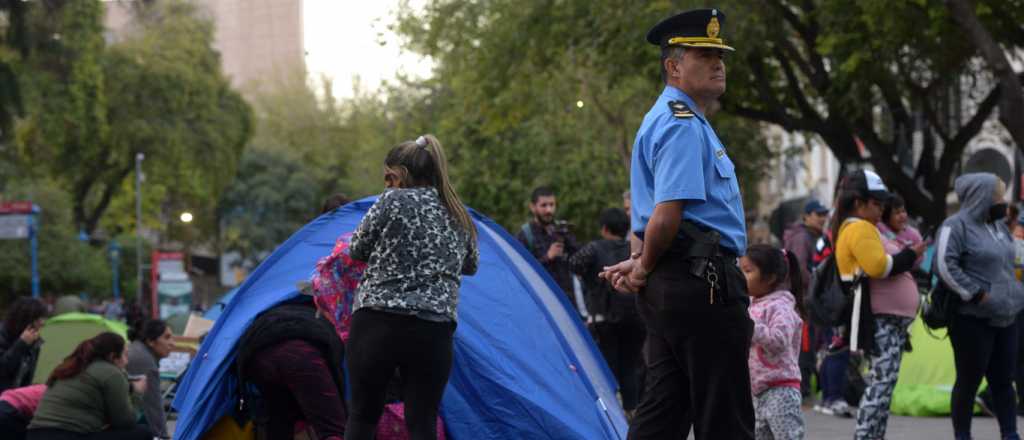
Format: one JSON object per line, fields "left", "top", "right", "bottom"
{"left": 804, "top": 200, "right": 829, "bottom": 214}
{"left": 844, "top": 169, "right": 892, "bottom": 201}
{"left": 646, "top": 8, "right": 735, "bottom": 51}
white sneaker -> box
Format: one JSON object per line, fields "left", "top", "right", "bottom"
{"left": 816, "top": 400, "right": 853, "bottom": 418}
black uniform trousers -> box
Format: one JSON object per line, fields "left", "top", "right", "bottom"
{"left": 627, "top": 252, "right": 755, "bottom": 440}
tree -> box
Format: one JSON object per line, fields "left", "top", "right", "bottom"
{"left": 719, "top": 0, "right": 1019, "bottom": 226}
{"left": 393, "top": 0, "right": 771, "bottom": 236}
{"left": 945, "top": 0, "right": 1024, "bottom": 153}
{"left": 12, "top": 0, "right": 251, "bottom": 239}
{"left": 218, "top": 149, "right": 321, "bottom": 268}
{"left": 0, "top": 181, "right": 113, "bottom": 302}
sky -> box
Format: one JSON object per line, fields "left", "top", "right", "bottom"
{"left": 303, "top": 0, "right": 433, "bottom": 98}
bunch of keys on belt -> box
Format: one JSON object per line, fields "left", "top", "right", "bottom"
{"left": 705, "top": 261, "right": 720, "bottom": 304}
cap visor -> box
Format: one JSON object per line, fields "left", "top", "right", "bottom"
{"left": 868, "top": 190, "right": 892, "bottom": 201}
{"left": 679, "top": 42, "right": 736, "bottom": 51}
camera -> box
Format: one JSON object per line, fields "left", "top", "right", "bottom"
{"left": 552, "top": 220, "right": 574, "bottom": 243}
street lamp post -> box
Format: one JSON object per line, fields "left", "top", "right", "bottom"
{"left": 109, "top": 239, "right": 121, "bottom": 299}
{"left": 135, "top": 153, "right": 145, "bottom": 306}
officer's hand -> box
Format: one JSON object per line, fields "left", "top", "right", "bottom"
{"left": 625, "top": 263, "right": 648, "bottom": 292}
{"left": 600, "top": 258, "right": 633, "bottom": 283}
{"left": 546, "top": 242, "right": 565, "bottom": 260}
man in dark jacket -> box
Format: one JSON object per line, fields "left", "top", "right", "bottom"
{"left": 570, "top": 208, "right": 644, "bottom": 415}
{"left": 783, "top": 199, "right": 829, "bottom": 400}
{"left": 517, "top": 186, "right": 579, "bottom": 302}
{"left": 783, "top": 199, "right": 829, "bottom": 285}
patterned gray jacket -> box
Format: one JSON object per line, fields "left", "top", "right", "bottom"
{"left": 349, "top": 187, "right": 479, "bottom": 321}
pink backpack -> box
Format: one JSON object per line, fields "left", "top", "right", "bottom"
{"left": 310, "top": 234, "right": 365, "bottom": 342}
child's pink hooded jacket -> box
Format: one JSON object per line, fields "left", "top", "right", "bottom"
{"left": 748, "top": 290, "right": 803, "bottom": 396}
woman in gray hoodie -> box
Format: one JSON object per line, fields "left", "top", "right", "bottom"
{"left": 936, "top": 172, "right": 1024, "bottom": 440}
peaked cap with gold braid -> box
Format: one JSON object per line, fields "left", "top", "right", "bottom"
{"left": 646, "top": 8, "right": 734, "bottom": 52}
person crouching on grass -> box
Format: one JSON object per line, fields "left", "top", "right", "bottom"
{"left": 344, "top": 134, "right": 479, "bottom": 440}
{"left": 741, "top": 244, "right": 807, "bottom": 440}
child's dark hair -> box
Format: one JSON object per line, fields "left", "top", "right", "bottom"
{"left": 599, "top": 208, "right": 629, "bottom": 238}
{"left": 882, "top": 194, "right": 905, "bottom": 227}
{"left": 745, "top": 244, "right": 805, "bottom": 318}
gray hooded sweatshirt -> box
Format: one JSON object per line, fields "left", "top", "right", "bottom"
{"left": 936, "top": 173, "right": 1024, "bottom": 327}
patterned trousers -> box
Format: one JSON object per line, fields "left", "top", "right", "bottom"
{"left": 854, "top": 315, "right": 914, "bottom": 440}
{"left": 754, "top": 387, "right": 805, "bottom": 440}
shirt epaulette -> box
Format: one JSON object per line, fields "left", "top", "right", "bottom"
{"left": 667, "top": 100, "right": 695, "bottom": 119}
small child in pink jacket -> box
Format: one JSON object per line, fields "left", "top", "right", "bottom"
{"left": 741, "top": 244, "right": 806, "bottom": 440}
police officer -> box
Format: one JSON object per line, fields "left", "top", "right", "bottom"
{"left": 602, "top": 8, "right": 754, "bottom": 439}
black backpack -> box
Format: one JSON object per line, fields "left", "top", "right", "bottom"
{"left": 805, "top": 254, "right": 852, "bottom": 327}
{"left": 921, "top": 220, "right": 966, "bottom": 330}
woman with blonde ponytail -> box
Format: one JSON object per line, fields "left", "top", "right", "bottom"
{"left": 346, "top": 134, "right": 478, "bottom": 440}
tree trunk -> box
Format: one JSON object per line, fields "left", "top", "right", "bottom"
{"left": 946, "top": 0, "right": 1024, "bottom": 151}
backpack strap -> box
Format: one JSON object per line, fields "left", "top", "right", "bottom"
{"left": 520, "top": 223, "right": 535, "bottom": 250}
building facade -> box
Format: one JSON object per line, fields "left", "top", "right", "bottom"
{"left": 104, "top": 0, "right": 305, "bottom": 92}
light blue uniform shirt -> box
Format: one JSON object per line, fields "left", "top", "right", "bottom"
{"left": 629, "top": 86, "right": 747, "bottom": 254}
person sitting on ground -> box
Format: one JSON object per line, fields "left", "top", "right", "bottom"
{"left": 0, "top": 384, "right": 46, "bottom": 440}
{"left": 126, "top": 319, "right": 175, "bottom": 439}
{"left": 27, "top": 332, "right": 151, "bottom": 440}
{"left": 236, "top": 299, "right": 347, "bottom": 440}
{"left": 0, "top": 298, "right": 47, "bottom": 394}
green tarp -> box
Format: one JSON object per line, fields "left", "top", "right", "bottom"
{"left": 32, "top": 313, "right": 128, "bottom": 384}
{"left": 891, "top": 317, "right": 981, "bottom": 416}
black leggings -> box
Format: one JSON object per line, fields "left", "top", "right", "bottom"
{"left": 27, "top": 427, "right": 152, "bottom": 440}
{"left": 949, "top": 313, "right": 1019, "bottom": 438}
{"left": 344, "top": 309, "right": 455, "bottom": 440}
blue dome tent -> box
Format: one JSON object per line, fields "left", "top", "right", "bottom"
{"left": 203, "top": 287, "right": 237, "bottom": 321}
{"left": 172, "top": 197, "right": 628, "bottom": 440}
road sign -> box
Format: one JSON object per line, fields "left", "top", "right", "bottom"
{"left": 0, "top": 214, "right": 31, "bottom": 239}
{"left": 0, "top": 201, "right": 35, "bottom": 214}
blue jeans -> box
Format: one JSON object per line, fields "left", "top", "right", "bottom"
{"left": 819, "top": 328, "right": 849, "bottom": 404}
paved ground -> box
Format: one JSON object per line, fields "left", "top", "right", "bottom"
{"left": 801, "top": 408, "right": 1001, "bottom": 439}
{"left": 172, "top": 407, "right": 1007, "bottom": 439}
{"left": 682, "top": 406, "right": 1004, "bottom": 439}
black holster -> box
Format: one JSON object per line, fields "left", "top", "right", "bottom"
{"left": 665, "top": 221, "right": 723, "bottom": 279}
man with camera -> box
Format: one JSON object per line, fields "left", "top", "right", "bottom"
{"left": 517, "top": 186, "right": 580, "bottom": 304}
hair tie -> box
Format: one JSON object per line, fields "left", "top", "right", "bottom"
{"left": 781, "top": 248, "right": 788, "bottom": 258}
{"left": 415, "top": 136, "right": 428, "bottom": 148}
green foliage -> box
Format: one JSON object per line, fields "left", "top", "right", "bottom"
{"left": 0, "top": 182, "right": 112, "bottom": 302}
{"left": 10, "top": 0, "right": 251, "bottom": 239}
{"left": 717, "top": 0, "right": 1020, "bottom": 226}
{"left": 219, "top": 149, "right": 321, "bottom": 265}
{"left": 1, "top": 0, "right": 249, "bottom": 300}
{"left": 392, "top": 0, "right": 770, "bottom": 237}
